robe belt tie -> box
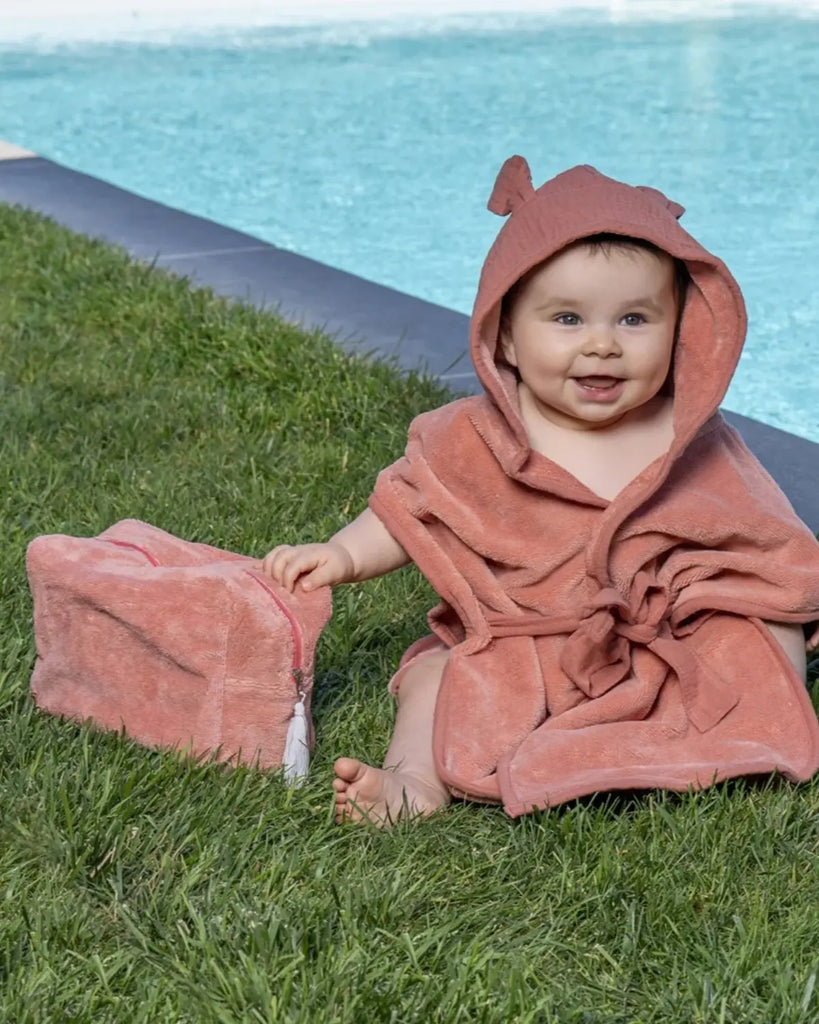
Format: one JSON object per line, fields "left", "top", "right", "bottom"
{"left": 485, "top": 577, "right": 738, "bottom": 733}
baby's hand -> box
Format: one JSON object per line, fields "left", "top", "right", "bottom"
{"left": 807, "top": 623, "right": 819, "bottom": 652}
{"left": 262, "top": 542, "right": 354, "bottom": 592}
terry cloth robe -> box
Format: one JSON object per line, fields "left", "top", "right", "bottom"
{"left": 369, "top": 157, "right": 819, "bottom": 817}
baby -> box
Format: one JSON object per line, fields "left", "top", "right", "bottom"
{"left": 265, "top": 158, "right": 819, "bottom": 824}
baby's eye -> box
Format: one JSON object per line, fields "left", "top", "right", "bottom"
{"left": 621, "top": 313, "right": 647, "bottom": 326}
{"left": 554, "top": 313, "right": 581, "bottom": 326}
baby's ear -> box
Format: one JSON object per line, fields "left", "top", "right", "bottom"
{"left": 497, "top": 321, "right": 518, "bottom": 368}
{"left": 488, "top": 156, "right": 536, "bottom": 216}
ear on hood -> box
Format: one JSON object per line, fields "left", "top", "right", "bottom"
{"left": 487, "top": 155, "right": 536, "bottom": 216}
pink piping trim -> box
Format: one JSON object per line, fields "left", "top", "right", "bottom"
{"left": 245, "top": 571, "right": 304, "bottom": 674}
{"left": 104, "top": 539, "right": 160, "bottom": 567}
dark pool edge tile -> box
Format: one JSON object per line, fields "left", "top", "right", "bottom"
{"left": 1, "top": 155, "right": 816, "bottom": 531}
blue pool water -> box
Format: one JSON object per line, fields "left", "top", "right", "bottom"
{"left": 1, "top": 10, "right": 818, "bottom": 440}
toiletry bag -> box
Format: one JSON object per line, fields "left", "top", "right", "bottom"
{"left": 26, "top": 519, "right": 332, "bottom": 780}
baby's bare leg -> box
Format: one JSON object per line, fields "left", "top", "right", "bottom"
{"left": 764, "top": 621, "right": 808, "bottom": 680}
{"left": 333, "top": 649, "right": 451, "bottom": 826}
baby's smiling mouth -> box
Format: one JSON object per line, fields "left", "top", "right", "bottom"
{"left": 574, "top": 375, "right": 623, "bottom": 389}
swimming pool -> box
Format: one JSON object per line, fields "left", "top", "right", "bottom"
{"left": 2, "top": 3, "right": 818, "bottom": 441}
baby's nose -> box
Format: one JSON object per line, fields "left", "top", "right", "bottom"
{"left": 583, "top": 326, "right": 621, "bottom": 355}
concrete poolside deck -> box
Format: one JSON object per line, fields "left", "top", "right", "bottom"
{"left": 1, "top": 144, "right": 817, "bottom": 531}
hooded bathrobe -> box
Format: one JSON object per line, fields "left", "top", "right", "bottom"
{"left": 369, "top": 158, "right": 819, "bottom": 817}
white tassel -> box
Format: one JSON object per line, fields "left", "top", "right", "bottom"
{"left": 283, "top": 697, "right": 310, "bottom": 785}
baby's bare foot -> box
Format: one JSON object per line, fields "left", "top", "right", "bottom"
{"left": 332, "top": 757, "right": 449, "bottom": 827}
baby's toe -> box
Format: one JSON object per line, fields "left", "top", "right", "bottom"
{"left": 334, "top": 757, "right": 367, "bottom": 784}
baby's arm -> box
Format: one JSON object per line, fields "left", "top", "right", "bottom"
{"left": 263, "top": 507, "right": 410, "bottom": 592}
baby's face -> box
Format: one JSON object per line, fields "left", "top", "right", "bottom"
{"left": 499, "top": 243, "right": 678, "bottom": 432}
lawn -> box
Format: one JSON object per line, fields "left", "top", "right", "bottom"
{"left": 2, "top": 203, "right": 819, "bottom": 1024}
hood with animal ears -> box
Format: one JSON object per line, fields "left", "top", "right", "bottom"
{"left": 472, "top": 157, "right": 747, "bottom": 458}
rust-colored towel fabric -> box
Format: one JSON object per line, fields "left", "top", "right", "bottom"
{"left": 27, "top": 519, "right": 331, "bottom": 775}
{"left": 370, "top": 158, "right": 819, "bottom": 816}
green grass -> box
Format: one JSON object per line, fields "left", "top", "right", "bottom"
{"left": 2, "top": 203, "right": 819, "bottom": 1024}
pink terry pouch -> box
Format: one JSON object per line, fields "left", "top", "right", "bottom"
{"left": 26, "top": 519, "right": 332, "bottom": 780}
